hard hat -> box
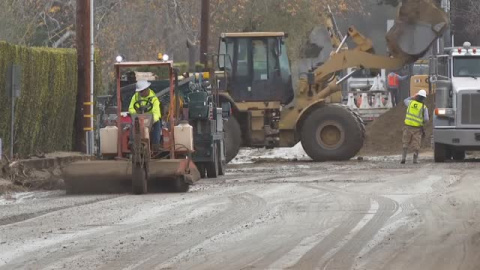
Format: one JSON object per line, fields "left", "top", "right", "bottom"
{"left": 135, "top": 80, "right": 151, "bottom": 92}
{"left": 418, "top": 89, "right": 427, "bottom": 97}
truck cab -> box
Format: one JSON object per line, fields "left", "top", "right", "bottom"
{"left": 432, "top": 42, "right": 480, "bottom": 162}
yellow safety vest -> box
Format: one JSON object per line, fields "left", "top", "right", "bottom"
{"left": 405, "top": 100, "right": 426, "bottom": 127}
{"left": 128, "top": 89, "right": 161, "bottom": 123}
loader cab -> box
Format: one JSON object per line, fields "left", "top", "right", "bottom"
{"left": 218, "top": 32, "right": 294, "bottom": 104}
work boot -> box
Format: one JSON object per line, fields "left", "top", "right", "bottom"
{"left": 401, "top": 148, "right": 407, "bottom": 164}
{"left": 413, "top": 151, "right": 419, "bottom": 164}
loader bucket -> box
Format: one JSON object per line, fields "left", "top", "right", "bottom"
{"left": 63, "top": 159, "right": 200, "bottom": 194}
{"left": 386, "top": 0, "right": 449, "bottom": 63}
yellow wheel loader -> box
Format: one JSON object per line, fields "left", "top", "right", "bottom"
{"left": 219, "top": 0, "right": 449, "bottom": 162}
{"left": 410, "top": 59, "right": 434, "bottom": 96}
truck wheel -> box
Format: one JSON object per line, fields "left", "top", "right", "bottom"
{"left": 218, "top": 142, "right": 226, "bottom": 176}
{"left": 132, "top": 165, "right": 148, "bottom": 195}
{"left": 197, "top": 163, "right": 206, "bottom": 178}
{"left": 434, "top": 143, "right": 449, "bottom": 162}
{"left": 452, "top": 150, "right": 465, "bottom": 161}
{"left": 65, "top": 181, "right": 76, "bottom": 195}
{"left": 206, "top": 143, "right": 219, "bottom": 178}
{"left": 300, "top": 104, "right": 365, "bottom": 161}
{"left": 224, "top": 116, "right": 242, "bottom": 163}
{"left": 172, "top": 176, "right": 189, "bottom": 193}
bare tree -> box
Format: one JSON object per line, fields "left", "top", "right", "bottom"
{"left": 1, "top": 0, "right": 367, "bottom": 92}
{"left": 452, "top": 0, "right": 480, "bottom": 44}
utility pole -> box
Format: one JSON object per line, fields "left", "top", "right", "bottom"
{"left": 88, "top": 0, "right": 95, "bottom": 156}
{"left": 187, "top": 39, "right": 197, "bottom": 73}
{"left": 75, "top": 0, "right": 92, "bottom": 153}
{"left": 200, "top": 0, "right": 210, "bottom": 67}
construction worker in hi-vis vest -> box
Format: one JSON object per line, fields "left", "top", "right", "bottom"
{"left": 401, "top": 89, "right": 429, "bottom": 164}
{"left": 129, "top": 80, "right": 162, "bottom": 149}
{"left": 387, "top": 71, "right": 409, "bottom": 107}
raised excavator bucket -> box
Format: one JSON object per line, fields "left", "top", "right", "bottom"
{"left": 386, "top": 0, "right": 449, "bottom": 63}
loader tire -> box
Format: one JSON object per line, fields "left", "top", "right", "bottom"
{"left": 132, "top": 166, "right": 148, "bottom": 195}
{"left": 300, "top": 104, "right": 365, "bottom": 161}
{"left": 218, "top": 141, "right": 226, "bottom": 176}
{"left": 224, "top": 116, "right": 242, "bottom": 163}
{"left": 206, "top": 143, "right": 219, "bottom": 178}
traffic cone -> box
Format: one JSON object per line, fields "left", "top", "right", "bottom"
{"left": 360, "top": 93, "right": 371, "bottom": 109}
{"left": 347, "top": 93, "right": 358, "bottom": 109}
{"left": 385, "top": 92, "right": 394, "bottom": 108}
{"left": 374, "top": 93, "right": 384, "bottom": 108}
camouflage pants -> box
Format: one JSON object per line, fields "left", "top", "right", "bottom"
{"left": 402, "top": 125, "right": 423, "bottom": 152}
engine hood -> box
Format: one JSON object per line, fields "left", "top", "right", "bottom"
{"left": 452, "top": 77, "right": 480, "bottom": 92}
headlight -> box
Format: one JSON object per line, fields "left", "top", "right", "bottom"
{"left": 435, "top": 108, "right": 454, "bottom": 118}
{"left": 116, "top": 55, "right": 124, "bottom": 63}
{"left": 162, "top": 54, "right": 169, "bottom": 61}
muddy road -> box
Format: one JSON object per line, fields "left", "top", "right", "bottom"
{"left": 1, "top": 157, "right": 480, "bottom": 270}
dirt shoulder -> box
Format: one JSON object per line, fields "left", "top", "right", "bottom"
{"left": 0, "top": 154, "right": 89, "bottom": 195}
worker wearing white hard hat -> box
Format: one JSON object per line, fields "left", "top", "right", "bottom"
{"left": 135, "top": 80, "right": 151, "bottom": 92}
{"left": 128, "top": 80, "right": 162, "bottom": 149}
{"left": 401, "top": 89, "right": 429, "bottom": 164}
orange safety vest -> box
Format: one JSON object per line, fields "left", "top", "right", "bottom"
{"left": 388, "top": 73, "right": 399, "bottom": 88}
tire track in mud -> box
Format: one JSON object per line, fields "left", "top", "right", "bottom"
{"left": 4, "top": 162, "right": 472, "bottom": 270}
{"left": 351, "top": 167, "right": 463, "bottom": 269}
{"left": 289, "top": 184, "right": 398, "bottom": 270}
{"left": 249, "top": 188, "right": 350, "bottom": 269}
{"left": 2, "top": 188, "right": 256, "bottom": 269}
{"left": 0, "top": 195, "right": 122, "bottom": 226}
{"left": 123, "top": 192, "right": 267, "bottom": 270}
{"left": 285, "top": 184, "right": 370, "bottom": 269}
{"left": 321, "top": 195, "right": 398, "bottom": 269}
{"left": 18, "top": 186, "right": 267, "bottom": 270}
{"left": 184, "top": 188, "right": 336, "bottom": 270}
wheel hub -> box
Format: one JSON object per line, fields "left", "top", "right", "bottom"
{"left": 316, "top": 121, "right": 345, "bottom": 150}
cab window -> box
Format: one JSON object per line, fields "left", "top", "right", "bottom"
{"left": 252, "top": 40, "right": 268, "bottom": 81}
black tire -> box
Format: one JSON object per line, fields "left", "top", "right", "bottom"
{"left": 218, "top": 142, "right": 226, "bottom": 176}
{"left": 452, "top": 150, "right": 466, "bottom": 161}
{"left": 172, "top": 176, "right": 189, "bottom": 193}
{"left": 197, "top": 163, "right": 206, "bottom": 178}
{"left": 446, "top": 148, "right": 453, "bottom": 160}
{"left": 434, "top": 143, "right": 449, "bottom": 162}
{"left": 224, "top": 116, "right": 242, "bottom": 163}
{"left": 206, "top": 143, "right": 219, "bottom": 178}
{"left": 132, "top": 165, "right": 147, "bottom": 195}
{"left": 300, "top": 104, "right": 365, "bottom": 161}
{"left": 65, "top": 181, "right": 76, "bottom": 195}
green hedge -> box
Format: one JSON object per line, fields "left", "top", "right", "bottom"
{"left": 0, "top": 42, "right": 102, "bottom": 157}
